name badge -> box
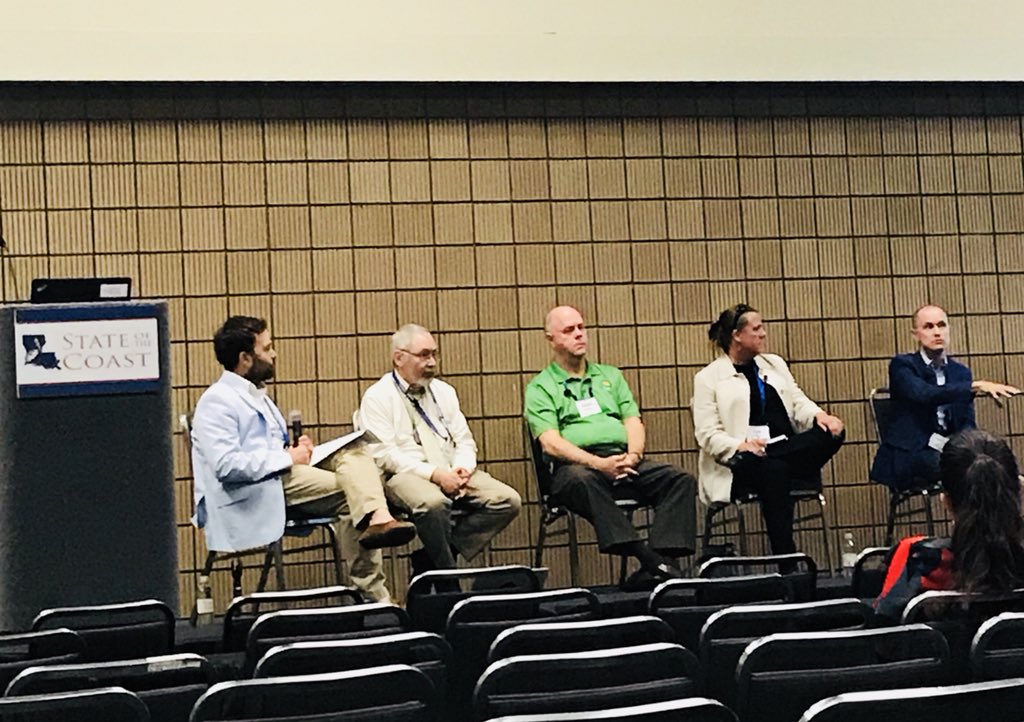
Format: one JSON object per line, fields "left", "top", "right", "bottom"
{"left": 746, "top": 425, "right": 770, "bottom": 442}
{"left": 928, "top": 433, "right": 949, "bottom": 452}
{"left": 575, "top": 397, "right": 602, "bottom": 418}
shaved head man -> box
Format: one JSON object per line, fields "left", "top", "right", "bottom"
{"left": 525, "top": 306, "right": 697, "bottom": 589}
{"left": 871, "top": 304, "right": 1019, "bottom": 491}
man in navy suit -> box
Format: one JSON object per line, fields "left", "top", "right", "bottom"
{"left": 871, "top": 305, "right": 1019, "bottom": 490}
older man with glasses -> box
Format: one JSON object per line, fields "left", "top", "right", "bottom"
{"left": 358, "top": 324, "right": 521, "bottom": 575}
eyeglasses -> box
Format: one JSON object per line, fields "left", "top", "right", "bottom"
{"left": 401, "top": 348, "right": 440, "bottom": 360}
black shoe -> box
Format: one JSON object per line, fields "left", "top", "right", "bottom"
{"left": 409, "top": 548, "right": 436, "bottom": 578}
{"left": 620, "top": 568, "right": 658, "bottom": 592}
{"left": 652, "top": 563, "right": 685, "bottom": 581}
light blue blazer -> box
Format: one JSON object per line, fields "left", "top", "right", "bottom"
{"left": 190, "top": 371, "right": 292, "bottom": 551}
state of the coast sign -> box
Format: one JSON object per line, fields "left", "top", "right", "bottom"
{"left": 14, "top": 303, "right": 161, "bottom": 398}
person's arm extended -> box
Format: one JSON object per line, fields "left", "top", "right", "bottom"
{"left": 889, "top": 355, "right": 974, "bottom": 405}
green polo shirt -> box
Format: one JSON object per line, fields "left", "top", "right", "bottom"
{"left": 524, "top": 361, "right": 640, "bottom": 450}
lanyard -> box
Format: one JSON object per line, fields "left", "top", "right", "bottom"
{"left": 755, "top": 372, "right": 767, "bottom": 408}
{"left": 260, "top": 396, "right": 289, "bottom": 447}
{"left": 392, "top": 371, "right": 451, "bottom": 441}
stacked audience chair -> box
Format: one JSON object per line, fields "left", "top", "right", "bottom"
{"left": 6, "top": 652, "right": 213, "bottom": 722}
{"left": 699, "top": 553, "right": 818, "bottom": 602}
{"left": 647, "top": 575, "right": 791, "bottom": 650}
{"left": 971, "top": 611, "right": 1024, "bottom": 681}
{"left": 902, "top": 588, "right": 1024, "bottom": 680}
{"left": 487, "top": 615, "right": 674, "bottom": 663}
{"left": 0, "top": 686, "right": 150, "bottom": 721}
{"left": 190, "top": 665, "right": 438, "bottom": 722}
{"left": 698, "top": 598, "right": 871, "bottom": 706}
{"left": 733, "top": 624, "right": 951, "bottom": 722}
{"left": 220, "top": 586, "right": 364, "bottom": 653}
{"left": 482, "top": 697, "right": 738, "bottom": 721}
{"left": 474, "top": 642, "right": 702, "bottom": 720}
{"left": 32, "top": 599, "right": 174, "bottom": 662}
{"left": 241, "top": 602, "right": 410, "bottom": 675}
{"left": 798, "top": 677, "right": 1024, "bottom": 722}
{"left": 445, "top": 588, "right": 600, "bottom": 715}
{"left": 406, "top": 565, "right": 542, "bottom": 634}
{"left": 0, "top": 628, "right": 84, "bottom": 691}
{"left": 253, "top": 631, "right": 451, "bottom": 696}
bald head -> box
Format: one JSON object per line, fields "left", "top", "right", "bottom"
{"left": 912, "top": 305, "right": 947, "bottom": 329}
{"left": 911, "top": 305, "right": 950, "bottom": 356}
{"left": 545, "top": 306, "right": 588, "bottom": 364}
{"left": 544, "top": 305, "right": 582, "bottom": 334}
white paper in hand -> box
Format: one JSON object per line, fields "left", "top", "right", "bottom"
{"left": 311, "top": 428, "right": 378, "bottom": 468}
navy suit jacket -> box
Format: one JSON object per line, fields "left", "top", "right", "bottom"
{"left": 870, "top": 352, "right": 975, "bottom": 487}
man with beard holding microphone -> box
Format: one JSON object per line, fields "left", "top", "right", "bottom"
{"left": 191, "top": 316, "right": 415, "bottom": 602}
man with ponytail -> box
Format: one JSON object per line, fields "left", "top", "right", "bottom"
{"left": 874, "top": 429, "right": 1024, "bottom": 620}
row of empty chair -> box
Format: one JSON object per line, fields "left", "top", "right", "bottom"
{"left": 6, "top": 558, "right": 1024, "bottom": 720}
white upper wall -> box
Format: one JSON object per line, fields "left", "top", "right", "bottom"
{"left": 6, "top": 0, "right": 1024, "bottom": 82}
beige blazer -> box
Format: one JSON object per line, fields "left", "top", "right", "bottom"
{"left": 692, "top": 353, "right": 822, "bottom": 505}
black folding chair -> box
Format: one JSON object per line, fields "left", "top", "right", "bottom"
{"left": 221, "top": 585, "right": 365, "bottom": 653}
{"left": 474, "top": 642, "right": 702, "bottom": 721}
{"left": 867, "top": 388, "right": 948, "bottom": 545}
{"left": 180, "top": 414, "right": 347, "bottom": 621}
{"left": 699, "top": 597, "right": 871, "bottom": 707}
{"left": 971, "top": 611, "right": 1024, "bottom": 681}
{"left": 699, "top": 553, "right": 818, "bottom": 602}
{"left": 647, "top": 574, "right": 791, "bottom": 650}
{"left": 190, "top": 665, "right": 437, "bottom": 722}
{"left": 702, "top": 480, "right": 834, "bottom": 574}
{"left": 0, "top": 628, "right": 84, "bottom": 692}
{"left": 734, "top": 624, "right": 951, "bottom": 722}
{"left": 902, "top": 588, "right": 1024, "bottom": 681}
{"left": 243, "top": 603, "right": 411, "bottom": 675}
{"left": 253, "top": 631, "right": 451, "bottom": 697}
{"left": 850, "top": 546, "right": 889, "bottom": 600}
{"left": 6, "top": 653, "right": 212, "bottom": 722}
{"left": 482, "top": 697, "right": 738, "bottom": 721}
{"left": 487, "top": 615, "right": 674, "bottom": 664}
{"left": 446, "top": 588, "right": 601, "bottom": 717}
{"left": 527, "top": 429, "right": 651, "bottom": 587}
{"left": 32, "top": 599, "right": 174, "bottom": 662}
{"left": 799, "top": 677, "right": 1024, "bottom": 722}
{"left": 0, "top": 686, "right": 149, "bottom": 721}
{"left": 406, "top": 565, "right": 541, "bottom": 635}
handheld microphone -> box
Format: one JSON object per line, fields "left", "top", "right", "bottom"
{"left": 288, "top": 410, "right": 302, "bottom": 447}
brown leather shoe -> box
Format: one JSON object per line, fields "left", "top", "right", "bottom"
{"left": 358, "top": 519, "right": 417, "bottom": 549}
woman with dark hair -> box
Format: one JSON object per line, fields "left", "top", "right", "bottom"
{"left": 692, "top": 304, "right": 845, "bottom": 556}
{"left": 875, "top": 429, "right": 1024, "bottom": 620}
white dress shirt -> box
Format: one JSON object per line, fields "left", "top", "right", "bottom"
{"left": 358, "top": 372, "right": 478, "bottom": 480}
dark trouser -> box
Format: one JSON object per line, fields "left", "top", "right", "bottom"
{"left": 731, "top": 425, "right": 844, "bottom": 555}
{"left": 549, "top": 458, "right": 697, "bottom": 557}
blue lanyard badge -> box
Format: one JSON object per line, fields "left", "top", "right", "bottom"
{"left": 755, "top": 373, "right": 767, "bottom": 407}
{"left": 392, "top": 371, "right": 451, "bottom": 441}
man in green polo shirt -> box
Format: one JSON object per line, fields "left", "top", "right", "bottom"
{"left": 525, "top": 305, "right": 697, "bottom": 586}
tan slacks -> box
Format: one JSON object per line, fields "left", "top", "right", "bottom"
{"left": 283, "top": 444, "right": 390, "bottom": 602}
{"left": 384, "top": 468, "right": 521, "bottom": 568}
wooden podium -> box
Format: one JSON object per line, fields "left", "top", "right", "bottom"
{"left": 0, "top": 301, "right": 177, "bottom": 629}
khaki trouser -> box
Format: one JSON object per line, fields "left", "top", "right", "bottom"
{"left": 283, "top": 445, "right": 390, "bottom": 602}
{"left": 384, "top": 469, "right": 521, "bottom": 568}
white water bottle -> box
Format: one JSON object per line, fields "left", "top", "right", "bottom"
{"left": 841, "top": 532, "right": 858, "bottom": 577}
